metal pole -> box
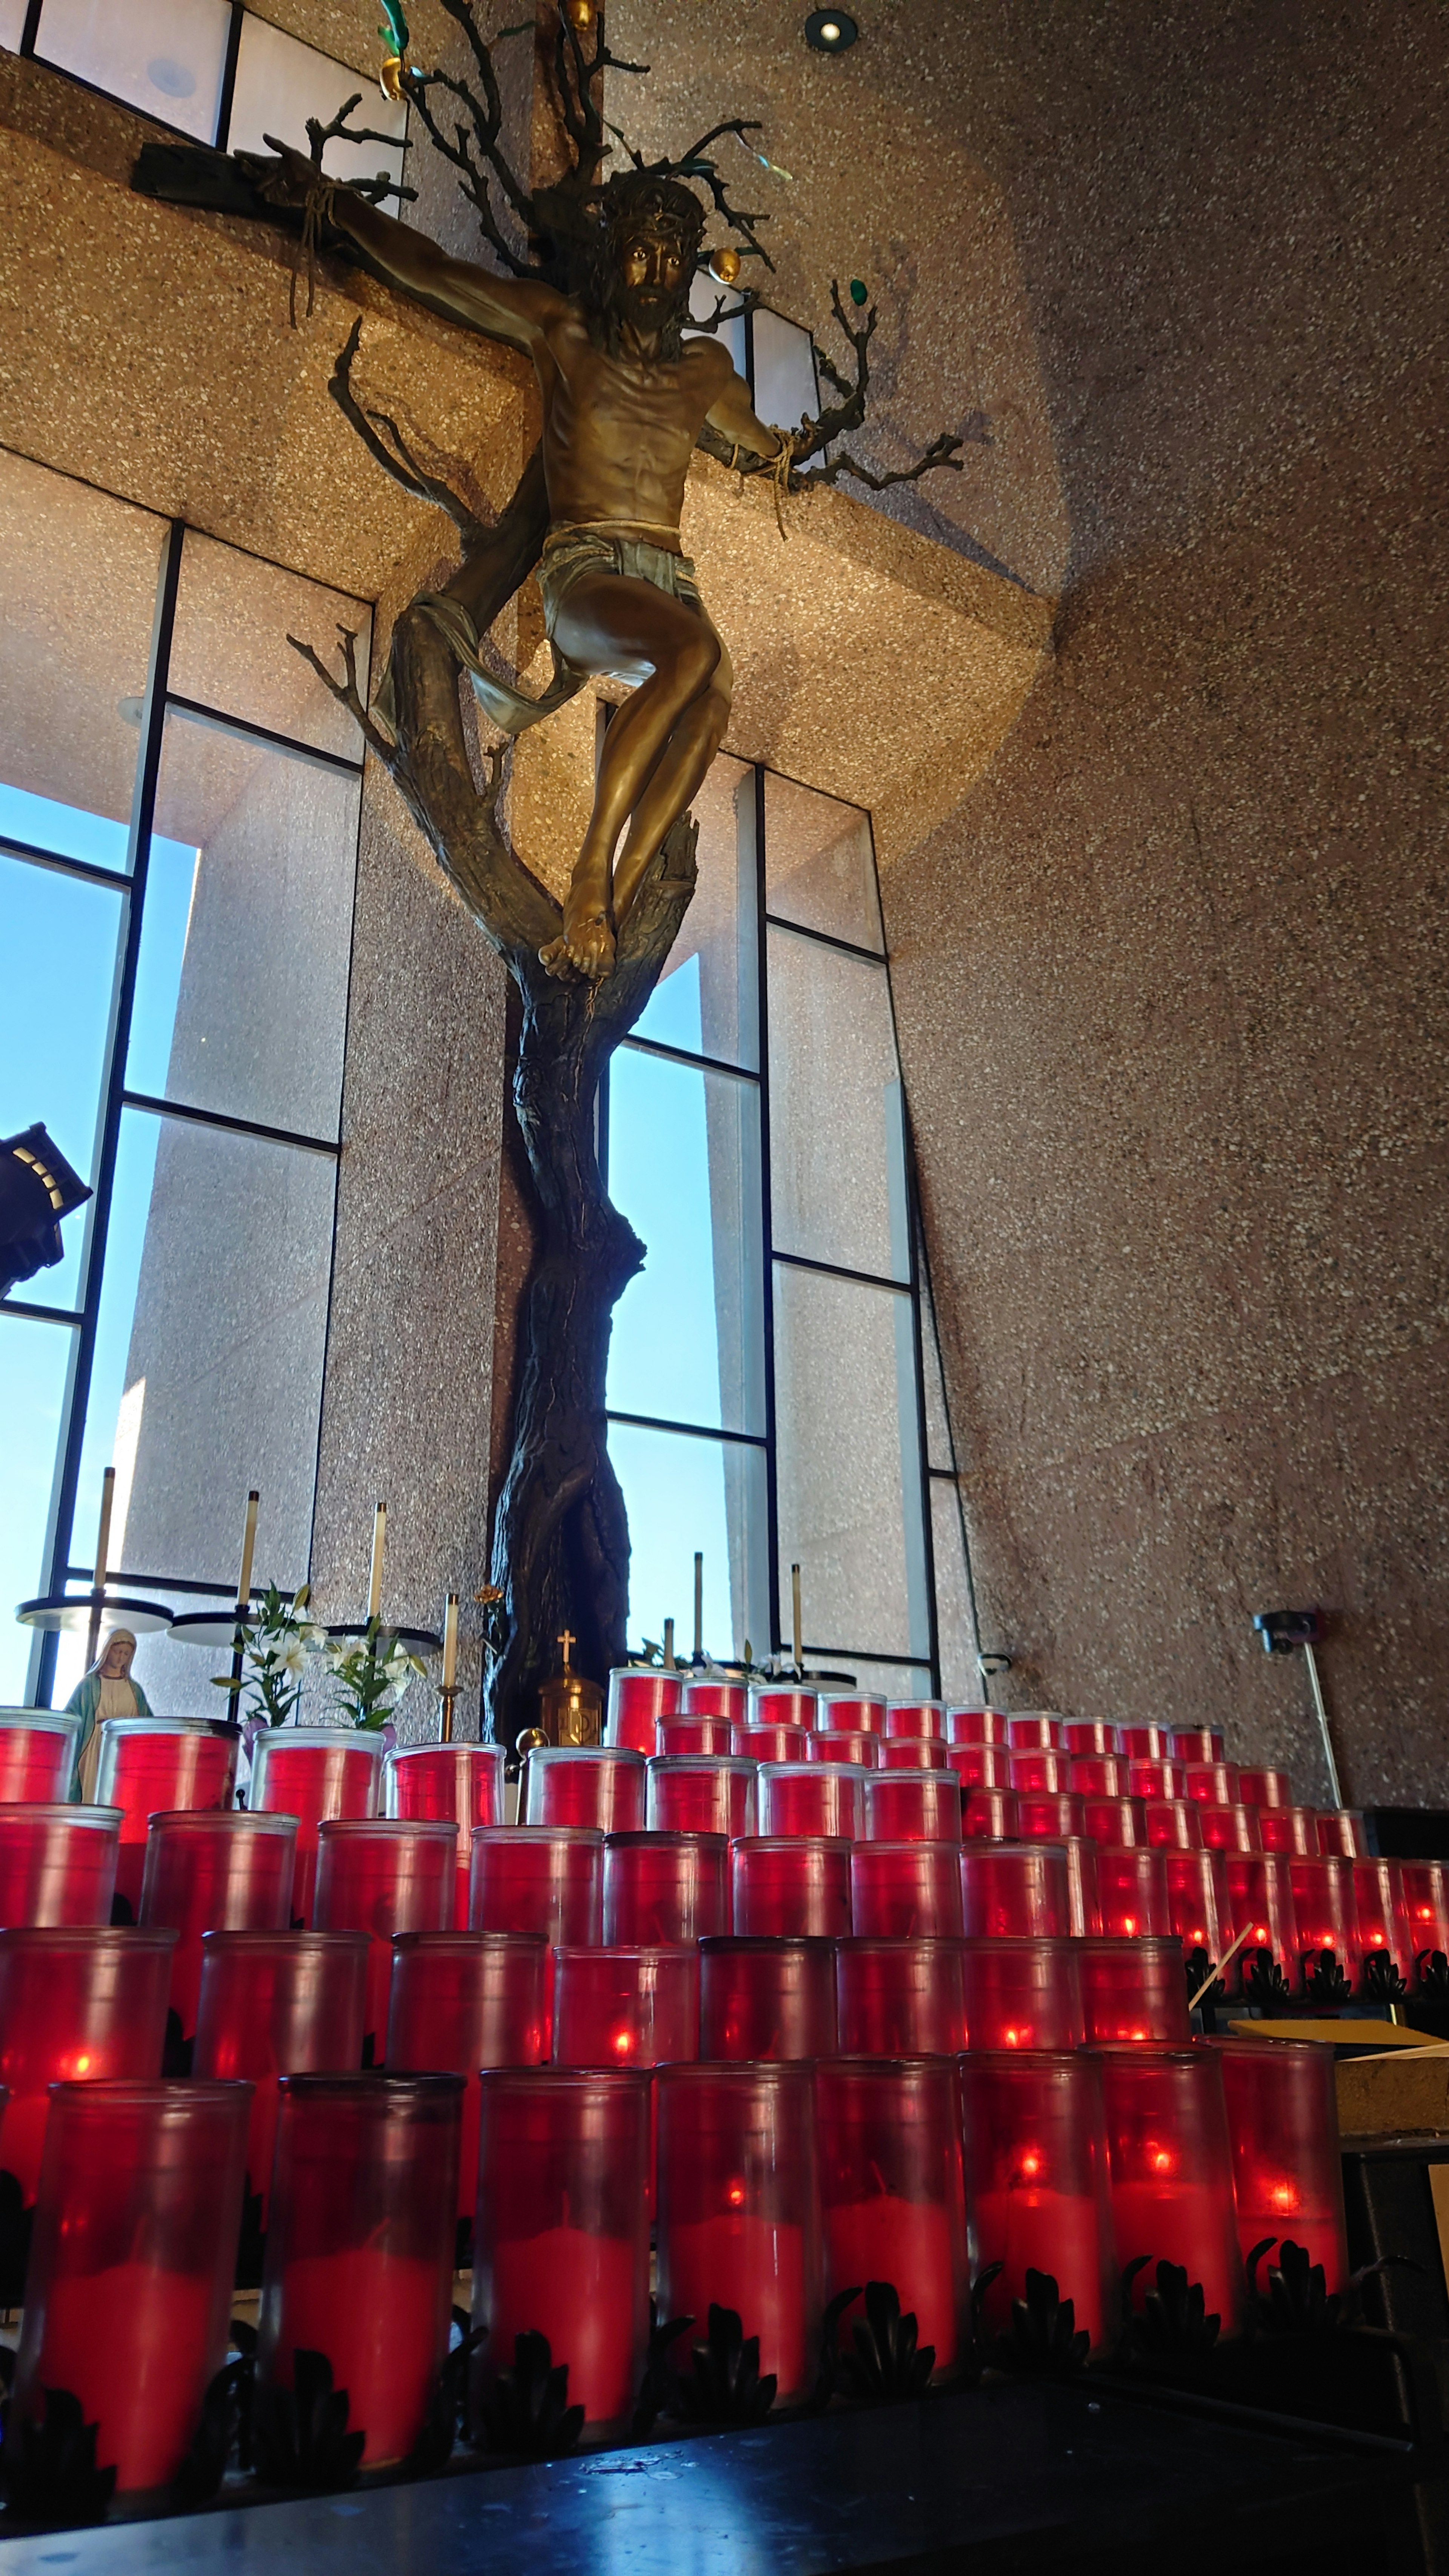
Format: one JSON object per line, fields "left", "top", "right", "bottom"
{"left": 1302, "top": 1641, "right": 1344, "bottom": 1810}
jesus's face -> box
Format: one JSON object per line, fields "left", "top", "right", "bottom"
{"left": 615, "top": 227, "right": 688, "bottom": 335}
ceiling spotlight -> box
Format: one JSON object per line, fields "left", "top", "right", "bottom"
{"left": 805, "top": 10, "right": 859, "bottom": 51}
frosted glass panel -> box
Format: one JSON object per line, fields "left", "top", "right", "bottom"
{"left": 0, "top": 2, "right": 28, "bottom": 52}
{"left": 607, "top": 1423, "right": 769, "bottom": 1666}
{"left": 228, "top": 17, "right": 407, "bottom": 190}
{"left": 0, "top": 1315, "right": 74, "bottom": 1701}
{"left": 607, "top": 1050, "right": 764, "bottom": 1435}
{"left": 35, "top": 0, "right": 231, "bottom": 141}
{"left": 170, "top": 533, "right": 372, "bottom": 760}
{"left": 752, "top": 308, "right": 818, "bottom": 437}
{"left": 685, "top": 268, "right": 747, "bottom": 376}
{"left": 767, "top": 926, "right": 907, "bottom": 1281}
{"left": 632, "top": 749, "right": 757, "bottom": 1070}
{"left": 932, "top": 1477, "right": 978, "bottom": 1706}
{"left": 764, "top": 769, "right": 881, "bottom": 951}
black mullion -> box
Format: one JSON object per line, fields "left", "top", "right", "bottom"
{"left": 619, "top": 1033, "right": 760, "bottom": 1086}
{"left": 755, "top": 761, "right": 781, "bottom": 1660}
{"left": 166, "top": 696, "right": 365, "bottom": 779}
{"left": 121, "top": 1090, "right": 340, "bottom": 1160}
{"left": 214, "top": 2, "right": 244, "bottom": 150}
{"left": 37, "top": 519, "right": 185, "bottom": 1704}
{"left": 764, "top": 912, "right": 886, "bottom": 969}
{"left": 901, "top": 1093, "right": 942, "bottom": 1700}
{"left": 742, "top": 305, "right": 757, "bottom": 406}
{"left": 2, "top": 1300, "right": 83, "bottom": 1328}
{"left": 772, "top": 1247, "right": 909, "bottom": 1296}
{"left": 802, "top": 1646, "right": 932, "bottom": 1669}
{"left": 605, "top": 1408, "right": 767, "bottom": 1451}
{"left": 64, "top": 1563, "right": 301, "bottom": 1601}
{"left": 18, "top": 0, "right": 41, "bottom": 54}
{"left": 0, "top": 835, "right": 131, "bottom": 892}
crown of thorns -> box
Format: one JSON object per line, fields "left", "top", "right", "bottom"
{"left": 598, "top": 172, "right": 706, "bottom": 261}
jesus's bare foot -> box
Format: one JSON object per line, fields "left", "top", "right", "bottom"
{"left": 540, "top": 873, "right": 617, "bottom": 982}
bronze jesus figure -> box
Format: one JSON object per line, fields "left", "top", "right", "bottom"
{"left": 264, "top": 148, "right": 792, "bottom": 981}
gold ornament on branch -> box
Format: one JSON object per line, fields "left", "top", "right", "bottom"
{"left": 708, "top": 245, "right": 741, "bottom": 287}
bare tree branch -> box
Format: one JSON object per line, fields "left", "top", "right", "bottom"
{"left": 326, "top": 317, "right": 486, "bottom": 546}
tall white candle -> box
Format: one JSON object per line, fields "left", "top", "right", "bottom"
{"left": 237, "top": 1489, "right": 259, "bottom": 1612}
{"left": 442, "top": 1592, "right": 459, "bottom": 1691}
{"left": 693, "top": 1552, "right": 703, "bottom": 1659}
{"left": 368, "top": 1501, "right": 387, "bottom": 1622}
{"left": 791, "top": 1562, "right": 803, "bottom": 1670}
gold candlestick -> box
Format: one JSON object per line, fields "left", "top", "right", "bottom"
{"left": 439, "top": 1592, "right": 459, "bottom": 1741}
{"left": 236, "top": 1489, "right": 259, "bottom": 1615}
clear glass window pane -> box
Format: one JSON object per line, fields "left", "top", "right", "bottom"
{"left": 35, "top": 0, "right": 231, "bottom": 141}
{"left": 226, "top": 18, "right": 407, "bottom": 189}
{"left": 0, "top": 2, "right": 28, "bottom": 52}
{"left": 767, "top": 927, "right": 908, "bottom": 1281}
{"left": 134, "top": 711, "right": 360, "bottom": 1138}
{"left": 830, "top": 1658, "right": 935, "bottom": 1702}
{"left": 931, "top": 1477, "right": 979, "bottom": 1705}
{"left": 606, "top": 1050, "right": 764, "bottom": 1436}
{"left": 606, "top": 1423, "right": 769, "bottom": 1666}
{"left": 632, "top": 750, "right": 757, "bottom": 1069}
{"left": 169, "top": 532, "right": 372, "bottom": 760}
{"left": 751, "top": 309, "right": 818, "bottom": 439}
{"left": 0, "top": 856, "right": 124, "bottom": 1310}
{"left": 0, "top": 1313, "right": 75, "bottom": 1701}
{"left": 685, "top": 269, "right": 747, "bottom": 377}
{"left": 763, "top": 770, "right": 882, "bottom": 952}
{"left": 774, "top": 1263, "right": 930, "bottom": 1663}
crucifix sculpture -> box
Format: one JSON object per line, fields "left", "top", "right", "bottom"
{"left": 134, "top": 2, "right": 963, "bottom": 1747}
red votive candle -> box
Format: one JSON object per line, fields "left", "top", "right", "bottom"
{"left": 656, "top": 2061, "right": 819, "bottom": 2404}
{"left": 1165, "top": 1847, "right": 1230, "bottom": 1959}
{"left": 863, "top": 1769, "right": 961, "bottom": 1844}
{"left": 1169, "top": 1729, "right": 1226, "bottom": 1763}
{"left": 878, "top": 1739, "right": 942, "bottom": 1771}
{"left": 943, "top": 1742, "right": 1012, "bottom": 1792}
{"left": 1070, "top": 1756, "right": 1129, "bottom": 1798}
{"left": 1208, "top": 2037, "right": 1350, "bottom": 2292}
{"left": 809, "top": 1730, "right": 879, "bottom": 1768}
{"left": 1184, "top": 1761, "right": 1240, "bottom": 1806}
{"left": 958, "top": 2050, "right": 1116, "bottom": 2351}
{"left": 248, "top": 1725, "right": 385, "bottom": 1927}
{"left": 1095, "top": 1845, "right": 1172, "bottom": 1939}
{"left": 474, "top": 2067, "right": 649, "bottom": 2431}
{"left": 1317, "top": 1811, "right": 1368, "bottom": 1859}
{"left": 605, "top": 1667, "right": 681, "bottom": 1753}
{"left": 885, "top": 1701, "right": 947, "bottom": 1739}
{"left": 553, "top": 1945, "right": 698, "bottom": 2069}
{"left": 1127, "top": 1760, "right": 1188, "bottom": 1801}
{"left": 960, "top": 1841, "right": 1071, "bottom": 1939}
{"left": 817, "top": 2058, "right": 966, "bottom": 2376}
{"left": 1006, "top": 1716, "right": 1062, "bottom": 1752}
{"left": 1223, "top": 1852, "right": 1299, "bottom": 1985}
{"left": 1352, "top": 1859, "right": 1407, "bottom": 1972}
{"left": 1016, "top": 1790, "right": 1087, "bottom": 1843}
{"left": 733, "top": 1724, "right": 810, "bottom": 1764}
{"left": 733, "top": 1836, "right": 852, "bottom": 1938}
{"left": 750, "top": 1686, "right": 818, "bottom": 1730}
{"left": 258, "top": 2073, "right": 461, "bottom": 2468}
{"left": 1237, "top": 1766, "right": 1292, "bottom": 1809}
{"left": 961, "top": 1936, "right": 1083, "bottom": 2050}
{"left": 1009, "top": 1750, "right": 1072, "bottom": 1795}
{"left": 141, "top": 1810, "right": 297, "bottom": 2040}
{"left": 1099, "top": 2044, "right": 1244, "bottom": 2333}
{"left": 835, "top": 1937, "right": 966, "bottom": 2055}
{"left": 384, "top": 1743, "right": 505, "bottom": 1929}
{"left": 699, "top": 1934, "right": 837, "bottom": 2059}
{"left": 195, "top": 1929, "right": 369, "bottom": 2230}
{"left": 646, "top": 1755, "right": 755, "bottom": 1838}
{"left": 315, "top": 1819, "right": 457, "bottom": 2055}
{"left": 1144, "top": 1799, "right": 1203, "bottom": 1851}
{"left": 1082, "top": 1795, "right": 1150, "bottom": 1850}
{"left": 603, "top": 1830, "right": 729, "bottom": 1944}
{"left": 0, "top": 1711, "right": 82, "bottom": 1803}
{"left": 1064, "top": 1722, "right": 1119, "bottom": 1758}
{"left": 1118, "top": 1726, "right": 1171, "bottom": 1760}
{"left": 1078, "top": 1936, "right": 1189, "bottom": 2044}
{"left": 524, "top": 1746, "right": 647, "bottom": 1833}
{"left": 852, "top": 1840, "right": 964, "bottom": 1938}
{"left": 758, "top": 1761, "right": 864, "bottom": 1841}
{"left": 1288, "top": 1854, "right": 1358, "bottom": 1975}
{"left": 1399, "top": 1861, "right": 1449, "bottom": 1969}
{"left": 386, "top": 1932, "right": 548, "bottom": 2228}
{"left": 469, "top": 1826, "right": 603, "bottom": 1948}
{"left": 942, "top": 1709, "right": 1009, "bottom": 1746}
{"left": 1257, "top": 1804, "right": 1318, "bottom": 1856}
{"left": 817, "top": 1694, "right": 886, "bottom": 1735}
{"left": 97, "top": 1718, "right": 240, "bottom": 1915}
{"left": 1062, "top": 1837, "right": 1103, "bottom": 1936}
{"left": 658, "top": 1717, "right": 734, "bottom": 1757}
{"left": 962, "top": 1787, "right": 1021, "bottom": 1841}
{"left": 0, "top": 1802, "right": 121, "bottom": 1927}
{"left": 14, "top": 2079, "right": 250, "bottom": 2492}
{"left": 0, "top": 1926, "right": 175, "bottom": 2201}
{"left": 683, "top": 1678, "right": 749, "bottom": 1725}
{"left": 1198, "top": 1802, "right": 1261, "bottom": 1855}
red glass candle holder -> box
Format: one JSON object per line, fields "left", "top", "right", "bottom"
{"left": 602, "top": 1830, "right": 729, "bottom": 1944}
{"left": 656, "top": 2061, "right": 820, "bottom": 2404}
{"left": 1006, "top": 1715, "right": 1062, "bottom": 1752}
{"left": 879, "top": 1739, "right": 941, "bottom": 1771}
{"left": 1144, "top": 1799, "right": 1203, "bottom": 1851}
{"left": 758, "top": 1761, "right": 864, "bottom": 1841}
{"left": 1078, "top": 1936, "right": 1189, "bottom": 2044}
{"left": 1184, "top": 1761, "right": 1240, "bottom": 1806}
{"left": 248, "top": 1725, "right": 385, "bottom": 1926}
{"left": 958, "top": 2050, "right": 1116, "bottom": 2351}
{"left": 0, "top": 1926, "right": 175, "bottom": 2201}
{"left": 1062, "top": 1837, "right": 1103, "bottom": 1936}
{"left": 862, "top": 1770, "right": 961, "bottom": 1844}
{"left": 646, "top": 1755, "right": 755, "bottom": 1839}
{"left": 1127, "top": 1760, "right": 1188, "bottom": 1801}
{"left": 1015, "top": 1790, "right": 1087, "bottom": 1843}
{"left": 0, "top": 1802, "right": 121, "bottom": 1927}
{"left": 97, "top": 1719, "right": 240, "bottom": 1914}
{"left": 1009, "top": 1750, "right": 1072, "bottom": 1795}
{"left": 384, "top": 1744, "right": 505, "bottom": 1930}
{"left": 1352, "top": 1859, "right": 1407, "bottom": 1972}
{"left": 657, "top": 1717, "right": 735, "bottom": 1757}
{"left": 141, "top": 1810, "right": 297, "bottom": 2039}
{"left": 0, "top": 1711, "right": 82, "bottom": 1803}
{"left": 699, "top": 1934, "right": 837, "bottom": 2058}
{"left": 942, "top": 1708, "right": 1009, "bottom": 1746}
{"left": 732, "top": 1724, "right": 809, "bottom": 1764}
{"left": 605, "top": 1667, "right": 681, "bottom": 1754}
{"left": 1095, "top": 1845, "right": 1172, "bottom": 1939}
{"left": 523, "top": 1746, "right": 647, "bottom": 1833}
{"left": 749, "top": 1686, "right": 818, "bottom": 1730}
{"left": 474, "top": 2067, "right": 649, "bottom": 2431}
{"left": 1198, "top": 1803, "right": 1261, "bottom": 1856}
{"left": 960, "top": 1842, "right": 1071, "bottom": 1939}
{"left": 834, "top": 1937, "right": 966, "bottom": 2055}
{"left": 469, "top": 1826, "right": 603, "bottom": 1948}
{"left": 553, "top": 1944, "right": 698, "bottom": 2069}
{"left": 1223, "top": 1852, "right": 1299, "bottom": 1988}
{"left": 1082, "top": 1795, "right": 1150, "bottom": 1851}
{"left": 943, "top": 1742, "right": 1012, "bottom": 1792}
{"left": 809, "top": 1730, "right": 879, "bottom": 1768}
{"left": 683, "top": 1678, "right": 749, "bottom": 1725}
{"left": 1257, "top": 1804, "right": 1318, "bottom": 1857}
{"left": 1318, "top": 1811, "right": 1368, "bottom": 1859}
{"left": 732, "top": 1836, "right": 852, "bottom": 1938}
{"left": 14, "top": 2079, "right": 250, "bottom": 2492}
{"left": 1070, "top": 1756, "right": 1129, "bottom": 1798}
{"left": 851, "top": 1839, "right": 964, "bottom": 1938}
{"left": 315, "top": 1819, "right": 457, "bottom": 2055}
{"left": 817, "top": 2058, "right": 966, "bottom": 2377}
{"left": 1165, "top": 1848, "right": 1229, "bottom": 1959}
{"left": 1064, "top": 1722, "right": 1119, "bottom": 1758}
{"left": 386, "top": 1932, "right": 548, "bottom": 2230}
{"left": 258, "top": 2073, "right": 461, "bottom": 2467}
{"left": 962, "top": 1787, "right": 1021, "bottom": 1841}
{"left": 1169, "top": 1728, "right": 1225, "bottom": 1763}
{"left": 1237, "top": 1766, "right": 1292, "bottom": 1809}
{"left": 817, "top": 1695, "right": 885, "bottom": 1735}
{"left": 1400, "top": 1861, "right": 1449, "bottom": 1970}
{"left": 884, "top": 1702, "right": 946, "bottom": 1739}
{"left": 961, "top": 1936, "right": 1083, "bottom": 2050}
{"left": 1099, "top": 2044, "right": 1244, "bottom": 2333}
{"left": 1288, "top": 1854, "right": 1358, "bottom": 1977}
{"left": 1208, "top": 2038, "right": 1350, "bottom": 2291}
{"left": 1118, "top": 1726, "right": 1170, "bottom": 1760}
{"left": 195, "top": 1930, "right": 369, "bottom": 2231}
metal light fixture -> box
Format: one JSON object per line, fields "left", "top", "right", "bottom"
{"left": 805, "top": 10, "right": 859, "bottom": 52}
